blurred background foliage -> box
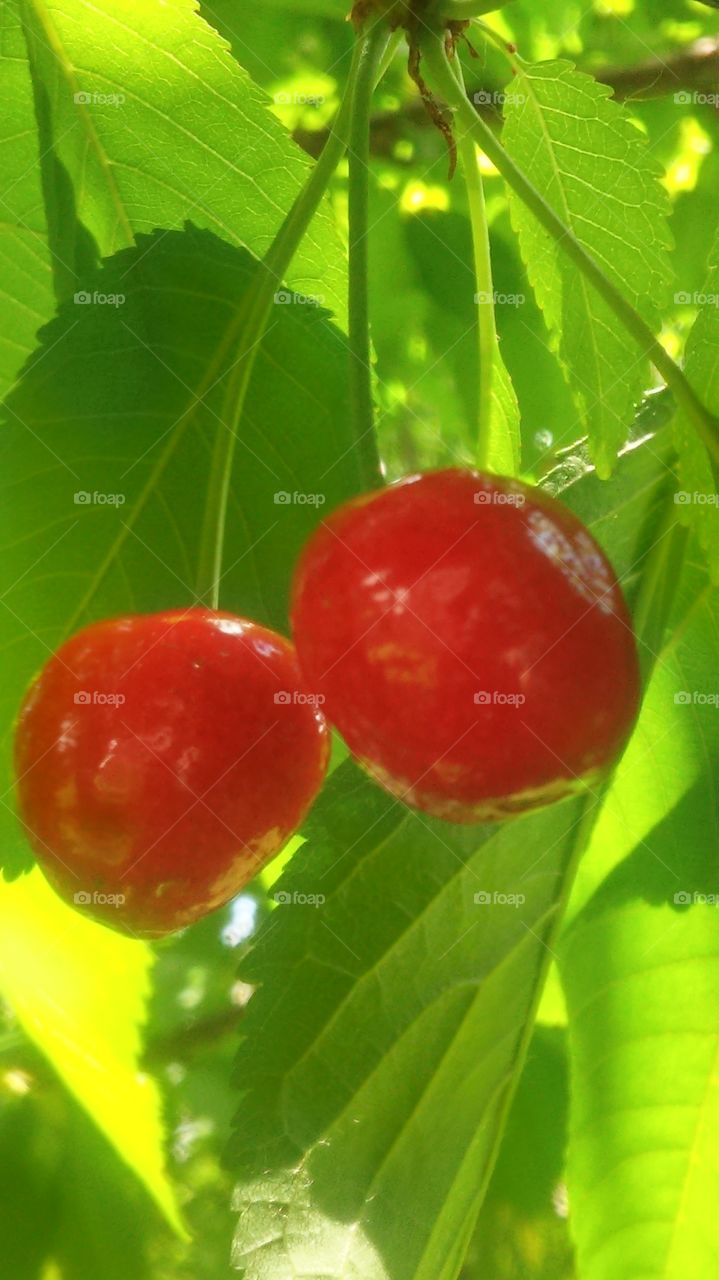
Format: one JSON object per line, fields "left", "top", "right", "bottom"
{"left": 204, "top": 0, "right": 719, "bottom": 483}
{"left": 1, "top": 0, "right": 718, "bottom": 1276}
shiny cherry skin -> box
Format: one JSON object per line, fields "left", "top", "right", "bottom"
{"left": 291, "top": 469, "right": 640, "bottom": 822}
{"left": 14, "top": 610, "right": 329, "bottom": 936}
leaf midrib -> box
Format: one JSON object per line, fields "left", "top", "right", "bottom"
{"left": 515, "top": 63, "right": 604, "bottom": 409}
{"left": 24, "top": 0, "right": 135, "bottom": 248}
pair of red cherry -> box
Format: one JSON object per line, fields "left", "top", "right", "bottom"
{"left": 14, "top": 470, "right": 640, "bottom": 937}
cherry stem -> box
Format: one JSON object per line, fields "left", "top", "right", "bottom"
{"left": 421, "top": 29, "right": 719, "bottom": 472}
{"left": 348, "top": 22, "right": 388, "bottom": 488}
{"left": 449, "top": 54, "right": 501, "bottom": 472}
{"left": 196, "top": 30, "right": 394, "bottom": 610}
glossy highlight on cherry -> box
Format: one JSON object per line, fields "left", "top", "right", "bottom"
{"left": 291, "top": 468, "right": 641, "bottom": 822}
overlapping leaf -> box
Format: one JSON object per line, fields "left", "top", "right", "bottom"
{"left": 562, "top": 708, "right": 719, "bottom": 1278}
{"left": 502, "top": 60, "right": 673, "bottom": 476}
{"left": 559, "top": 484, "right": 719, "bottom": 1275}
{"left": 20, "top": 0, "right": 346, "bottom": 316}
{"left": 0, "top": 867, "right": 184, "bottom": 1234}
{"left": 232, "top": 764, "right": 588, "bottom": 1280}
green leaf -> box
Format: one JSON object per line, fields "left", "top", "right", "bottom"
{"left": 558, "top": 496, "right": 719, "bottom": 1275}
{"left": 21, "top": 0, "right": 346, "bottom": 318}
{"left": 50, "top": 1099, "right": 155, "bottom": 1280}
{"left": 0, "top": 2, "right": 55, "bottom": 397}
{"left": 486, "top": 1025, "right": 569, "bottom": 1215}
{"left": 502, "top": 60, "right": 673, "bottom": 477}
{"left": 486, "top": 343, "right": 521, "bottom": 474}
{"left": 0, "top": 867, "right": 184, "bottom": 1236}
{"left": 674, "top": 233, "right": 719, "bottom": 582}
{"left": 568, "top": 544, "right": 716, "bottom": 921}
{"left": 0, "top": 227, "right": 365, "bottom": 878}
{"left": 231, "top": 762, "right": 589, "bottom": 1280}
{"left": 554, "top": 427, "right": 701, "bottom": 920}
{"left": 561, "top": 785, "right": 719, "bottom": 1279}
{"left": 398, "top": 207, "right": 520, "bottom": 472}
{"left": 0, "top": 1088, "right": 154, "bottom": 1278}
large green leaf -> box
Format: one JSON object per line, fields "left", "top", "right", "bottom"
{"left": 502, "top": 60, "right": 673, "bottom": 476}
{"left": 0, "top": 2, "right": 55, "bottom": 397}
{"left": 556, "top": 511, "right": 719, "bottom": 1278}
{"left": 231, "top": 763, "right": 589, "bottom": 1280}
{"left": 0, "top": 227, "right": 364, "bottom": 877}
{"left": 228, "top": 432, "right": 674, "bottom": 1280}
{"left": 20, "top": 0, "right": 346, "bottom": 317}
{"left": 0, "top": 867, "right": 184, "bottom": 1235}
{"left": 561, "top": 782, "right": 719, "bottom": 1278}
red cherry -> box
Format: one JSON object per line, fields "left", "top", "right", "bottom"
{"left": 14, "top": 610, "right": 329, "bottom": 937}
{"left": 291, "top": 469, "right": 640, "bottom": 822}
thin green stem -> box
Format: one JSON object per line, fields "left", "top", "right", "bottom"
{"left": 470, "top": 16, "right": 516, "bottom": 57}
{"left": 421, "top": 29, "right": 719, "bottom": 470}
{"left": 375, "top": 27, "right": 403, "bottom": 86}
{"left": 348, "top": 23, "right": 388, "bottom": 486}
{"left": 460, "top": 142, "right": 495, "bottom": 467}
{"left": 450, "top": 56, "right": 497, "bottom": 470}
{"left": 195, "top": 33, "right": 384, "bottom": 608}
